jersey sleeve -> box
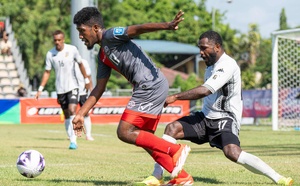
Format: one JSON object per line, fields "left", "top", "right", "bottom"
{"left": 203, "top": 64, "right": 236, "bottom": 93}
{"left": 103, "top": 27, "right": 130, "bottom": 47}
{"left": 45, "top": 51, "right": 52, "bottom": 71}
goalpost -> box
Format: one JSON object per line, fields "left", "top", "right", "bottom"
{"left": 272, "top": 28, "right": 300, "bottom": 131}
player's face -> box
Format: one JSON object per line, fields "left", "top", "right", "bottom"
{"left": 76, "top": 24, "right": 99, "bottom": 50}
{"left": 53, "top": 34, "right": 64, "bottom": 51}
{"left": 198, "top": 38, "right": 218, "bottom": 67}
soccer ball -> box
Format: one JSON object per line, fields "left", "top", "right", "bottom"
{"left": 16, "top": 150, "right": 45, "bottom": 178}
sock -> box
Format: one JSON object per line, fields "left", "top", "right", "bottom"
{"left": 135, "top": 131, "right": 180, "bottom": 156}
{"left": 84, "top": 116, "right": 92, "bottom": 137}
{"left": 151, "top": 151, "right": 173, "bottom": 173}
{"left": 153, "top": 134, "right": 177, "bottom": 179}
{"left": 64, "top": 118, "right": 70, "bottom": 138}
{"left": 69, "top": 115, "right": 77, "bottom": 144}
{"left": 237, "top": 151, "right": 282, "bottom": 183}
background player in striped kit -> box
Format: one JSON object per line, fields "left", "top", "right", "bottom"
{"left": 35, "top": 30, "right": 91, "bottom": 150}
{"left": 139, "top": 30, "right": 293, "bottom": 186}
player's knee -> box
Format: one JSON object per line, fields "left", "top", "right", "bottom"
{"left": 116, "top": 124, "right": 137, "bottom": 144}
{"left": 164, "top": 122, "right": 181, "bottom": 138}
{"left": 223, "top": 144, "right": 242, "bottom": 162}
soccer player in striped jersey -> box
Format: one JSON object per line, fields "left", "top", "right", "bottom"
{"left": 72, "top": 7, "right": 192, "bottom": 183}
{"left": 140, "top": 30, "right": 293, "bottom": 186}
{"left": 35, "top": 30, "right": 91, "bottom": 150}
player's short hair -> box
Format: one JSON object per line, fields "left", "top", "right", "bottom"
{"left": 73, "top": 7, "right": 104, "bottom": 28}
{"left": 53, "top": 30, "right": 65, "bottom": 37}
{"left": 199, "top": 30, "right": 223, "bottom": 46}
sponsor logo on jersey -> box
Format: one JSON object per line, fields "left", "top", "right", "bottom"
{"left": 113, "top": 27, "right": 125, "bottom": 35}
{"left": 127, "top": 101, "right": 136, "bottom": 109}
{"left": 138, "top": 102, "right": 153, "bottom": 112}
{"left": 27, "top": 107, "right": 63, "bottom": 116}
{"left": 216, "top": 68, "right": 224, "bottom": 73}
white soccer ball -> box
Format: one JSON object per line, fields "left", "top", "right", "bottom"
{"left": 16, "top": 150, "right": 45, "bottom": 178}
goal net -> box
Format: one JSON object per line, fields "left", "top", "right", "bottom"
{"left": 272, "top": 28, "right": 300, "bottom": 130}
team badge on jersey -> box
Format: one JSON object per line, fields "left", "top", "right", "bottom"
{"left": 113, "top": 27, "right": 125, "bottom": 35}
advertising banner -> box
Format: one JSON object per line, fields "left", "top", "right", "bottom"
{"left": 242, "top": 90, "right": 272, "bottom": 118}
{"left": 0, "top": 99, "right": 20, "bottom": 124}
{"left": 20, "top": 98, "right": 189, "bottom": 124}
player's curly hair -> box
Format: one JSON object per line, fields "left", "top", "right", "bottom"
{"left": 73, "top": 7, "right": 105, "bottom": 28}
{"left": 199, "top": 30, "right": 223, "bottom": 46}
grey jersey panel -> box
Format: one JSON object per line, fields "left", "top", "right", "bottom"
{"left": 97, "top": 27, "right": 166, "bottom": 88}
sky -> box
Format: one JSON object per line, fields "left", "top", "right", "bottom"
{"left": 204, "top": 0, "right": 300, "bottom": 38}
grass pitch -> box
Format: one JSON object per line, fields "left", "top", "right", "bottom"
{"left": 0, "top": 123, "right": 299, "bottom": 186}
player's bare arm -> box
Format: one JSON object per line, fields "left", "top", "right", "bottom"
{"left": 164, "top": 86, "right": 212, "bottom": 107}
{"left": 78, "top": 62, "right": 90, "bottom": 90}
{"left": 35, "top": 70, "right": 50, "bottom": 100}
{"left": 126, "top": 10, "right": 184, "bottom": 37}
{"left": 73, "top": 77, "right": 109, "bottom": 135}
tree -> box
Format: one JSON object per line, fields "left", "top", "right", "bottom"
{"left": 248, "top": 24, "right": 260, "bottom": 65}
{"left": 279, "top": 8, "right": 288, "bottom": 30}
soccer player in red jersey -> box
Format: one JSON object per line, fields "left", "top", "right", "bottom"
{"left": 72, "top": 7, "right": 192, "bottom": 183}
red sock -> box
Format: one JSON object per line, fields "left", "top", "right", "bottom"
{"left": 135, "top": 130, "right": 180, "bottom": 156}
{"left": 151, "top": 151, "right": 173, "bottom": 173}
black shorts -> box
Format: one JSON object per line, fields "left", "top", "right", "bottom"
{"left": 179, "top": 112, "right": 240, "bottom": 149}
{"left": 57, "top": 89, "right": 79, "bottom": 110}
{"left": 79, "top": 94, "right": 88, "bottom": 107}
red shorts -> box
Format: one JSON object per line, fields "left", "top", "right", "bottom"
{"left": 121, "top": 109, "right": 161, "bottom": 132}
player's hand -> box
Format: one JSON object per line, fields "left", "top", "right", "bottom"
{"left": 85, "top": 83, "right": 91, "bottom": 91}
{"left": 72, "top": 115, "right": 86, "bottom": 137}
{"left": 169, "top": 10, "right": 184, "bottom": 30}
{"left": 164, "top": 95, "right": 177, "bottom": 107}
{"left": 35, "top": 91, "right": 41, "bottom": 100}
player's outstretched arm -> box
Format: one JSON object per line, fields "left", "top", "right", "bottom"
{"left": 127, "top": 10, "right": 184, "bottom": 37}
{"left": 72, "top": 77, "right": 109, "bottom": 136}
{"left": 35, "top": 70, "right": 50, "bottom": 100}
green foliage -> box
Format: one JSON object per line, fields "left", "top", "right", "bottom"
{"left": 280, "top": 8, "right": 288, "bottom": 30}
{"left": 172, "top": 73, "right": 201, "bottom": 91}
{"left": 241, "top": 66, "right": 256, "bottom": 89}
{"left": 255, "top": 38, "right": 272, "bottom": 88}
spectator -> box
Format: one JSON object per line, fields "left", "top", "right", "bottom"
{"left": 17, "top": 84, "right": 27, "bottom": 97}
{"left": 0, "top": 31, "right": 12, "bottom": 56}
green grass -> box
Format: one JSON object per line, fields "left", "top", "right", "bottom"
{"left": 0, "top": 124, "right": 299, "bottom": 186}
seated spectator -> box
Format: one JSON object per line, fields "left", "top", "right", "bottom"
{"left": 0, "top": 31, "right": 12, "bottom": 56}
{"left": 17, "top": 84, "right": 27, "bottom": 97}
